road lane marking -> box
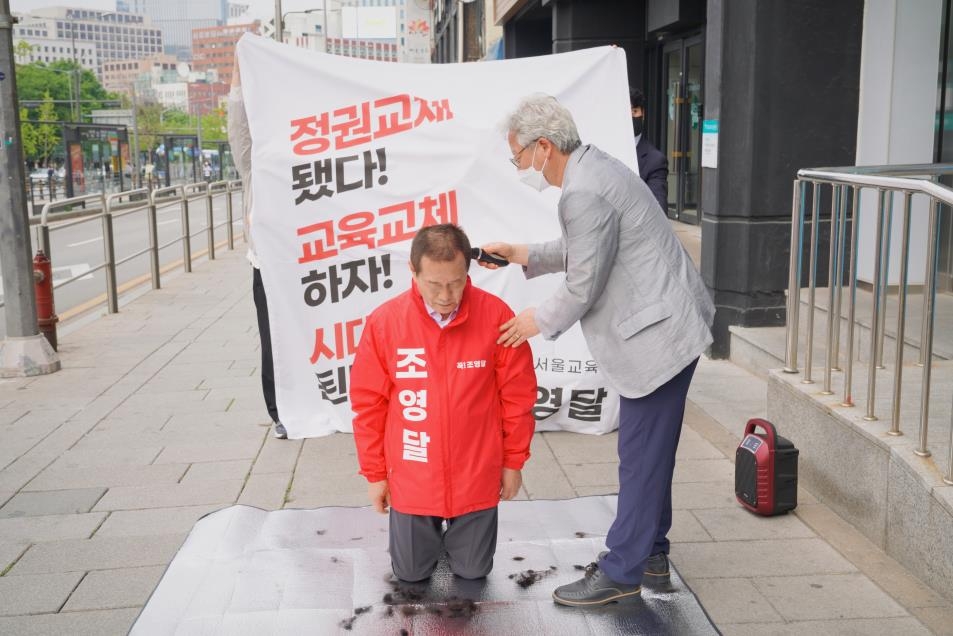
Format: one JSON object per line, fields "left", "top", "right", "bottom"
{"left": 67, "top": 236, "right": 103, "bottom": 248}
{"left": 58, "top": 240, "right": 231, "bottom": 322}
{"left": 52, "top": 263, "right": 93, "bottom": 282}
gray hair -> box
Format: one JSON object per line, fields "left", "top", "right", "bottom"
{"left": 502, "top": 93, "right": 582, "bottom": 154}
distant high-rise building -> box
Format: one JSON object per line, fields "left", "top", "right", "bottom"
{"left": 13, "top": 8, "right": 163, "bottom": 78}
{"left": 124, "top": 0, "right": 228, "bottom": 59}
{"left": 228, "top": 3, "right": 251, "bottom": 21}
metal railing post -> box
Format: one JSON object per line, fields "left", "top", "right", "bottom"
{"left": 864, "top": 189, "right": 887, "bottom": 421}
{"left": 875, "top": 191, "right": 894, "bottom": 369}
{"left": 38, "top": 202, "right": 55, "bottom": 257}
{"left": 888, "top": 192, "right": 913, "bottom": 436}
{"left": 784, "top": 179, "right": 806, "bottom": 373}
{"left": 944, "top": 261, "right": 953, "bottom": 484}
{"left": 916, "top": 197, "right": 941, "bottom": 457}
{"left": 181, "top": 188, "right": 192, "bottom": 273}
{"left": 831, "top": 185, "right": 849, "bottom": 370}
{"left": 945, "top": 397, "right": 953, "bottom": 484}
{"left": 842, "top": 186, "right": 861, "bottom": 407}
{"left": 102, "top": 194, "right": 119, "bottom": 314}
{"left": 919, "top": 175, "right": 941, "bottom": 368}
{"left": 823, "top": 183, "right": 841, "bottom": 395}
{"left": 205, "top": 184, "right": 215, "bottom": 261}
{"left": 147, "top": 190, "right": 161, "bottom": 290}
{"left": 803, "top": 182, "right": 821, "bottom": 384}
{"left": 225, "top": 182, "right": 235, "bottom": 250}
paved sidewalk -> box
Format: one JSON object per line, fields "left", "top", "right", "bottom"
{"left": 0, "top": 237, "right": 951, "bottom": 634}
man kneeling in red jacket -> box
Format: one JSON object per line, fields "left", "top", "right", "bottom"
{"left": 351, "top": 224, "right": 537, "bottom": 582}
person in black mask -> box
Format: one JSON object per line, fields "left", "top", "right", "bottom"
{"left": 629, "top": 87, "right": 668, "bottom": 215}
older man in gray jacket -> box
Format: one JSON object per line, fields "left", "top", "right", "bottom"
{"left": 480, "top": 93, "right": 714, "bottom": 607}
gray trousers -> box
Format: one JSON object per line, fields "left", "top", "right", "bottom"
{"left": 389, "top": 507, "right": 498, "bottom": 582}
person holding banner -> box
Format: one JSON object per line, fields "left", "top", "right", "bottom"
{"left": 227, "top": 61, "right": 286, "bottom": 440}
{"left": 480, "top": 94, "right": 714, "bottom": 607}
{"left": 629, "top": 87, "right": 668, "bottom": 214}
{"left": 350, "top": 224, "right": 537, "bottom": 583}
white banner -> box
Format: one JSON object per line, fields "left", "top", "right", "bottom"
{"left": 238, "top": 34, "right": 636, "bottom": 439}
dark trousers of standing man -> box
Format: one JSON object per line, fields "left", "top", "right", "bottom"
{"left": 252, "top": 267, "right": 279, "bottom": 423}
{"left": 598, "top": 358, "right": 699, "bottom": 585}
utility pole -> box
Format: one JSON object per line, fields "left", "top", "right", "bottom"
{"left": 195, "top": 104, "right": 203, "bottom": 176}
{"left": 131, "top": 84, "right": 141, "bottom": 188}
{"left": 70, "top": 14, "right": 79, "bottom": 121}
{"left": 274, "top": 0, "right": 282, "bottom": 42}
{"left": 0, "top": 0, "right": 60, "bottom": 376}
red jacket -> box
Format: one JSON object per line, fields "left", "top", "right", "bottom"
{"left": 351, "top": 278, "right": 537, "bottom": 518}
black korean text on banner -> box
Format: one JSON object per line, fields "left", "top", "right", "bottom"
{"left": 534, "top": 358, "right": 599, "bottom": 374}
{"left": 291, "top": 149, "right": 388, "bottom": 205}
{"left": 316, "top": 364, "right": 352, "bottom": 405}
{"left": 301, "top": 255, "right": 394, "bottom": 307}
{"left": 534, "top": 386, "right": 610, "bottom": 423}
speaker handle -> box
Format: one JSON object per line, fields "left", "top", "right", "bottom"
{"left": 744, "top": 418, "right": 777, "bottom": 446}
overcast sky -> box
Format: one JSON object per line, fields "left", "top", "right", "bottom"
{"left": 9, "top": 0, "right": 324, "bottom": 21}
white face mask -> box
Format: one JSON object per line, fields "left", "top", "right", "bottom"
{"left": 517, "top": 143, "right": 550, "bottom": 191}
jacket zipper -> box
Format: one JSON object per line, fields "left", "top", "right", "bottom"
{"left": 440, "top": 326, "right": 453, "bottom": 517}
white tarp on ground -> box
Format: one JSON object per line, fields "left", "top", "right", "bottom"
{"left": 130, "top": 500, "right": 720, "bottom": 635}
{"left": 238, "top": 34, "right": 636, "bottom": 438}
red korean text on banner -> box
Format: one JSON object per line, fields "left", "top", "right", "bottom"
{"left": 290, "top": 94, "right": 454, "bottom": 156}
{"left": 296, "top": 189, "right": 458, "bottom": 264}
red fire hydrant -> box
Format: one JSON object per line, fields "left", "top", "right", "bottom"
{"left": 33, "top": 250, "right": 59, "bottom": 351}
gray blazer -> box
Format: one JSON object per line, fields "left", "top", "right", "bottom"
{"left": 526, "top": 144, "right": 714, "bottom": 398}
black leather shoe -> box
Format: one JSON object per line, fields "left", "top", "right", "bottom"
{"left": 598, "top": 550, "right": 670, "bottom": 581}
{"left": 552, "top": 563, "right": 641, "bottom": 607}
{"left": 644, "top": 552, "right": 670, "bottom": 582}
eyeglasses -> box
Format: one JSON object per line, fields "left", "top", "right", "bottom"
{"left": 509, "top": 139, "right": 539, "bottom": 168}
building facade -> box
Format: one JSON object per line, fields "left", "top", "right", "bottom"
{"left": 13, "top": 8, "right": 163, "bottom": 78}
{"left": 191, "top": 22, "right": 260, "bottom": 87}
{"left": 101, "top": 54, "right": 180, "bottom": 97}
{"left": 188, "top": 81, "right": 230, "bottom": 116}
{"left": 12, "top": 15, "right": 99, "bottom": 72}
{"left": 432, "top": 0, "right": 503, "bottom": 62}
{"left": 123, "top": 0, "right": 228, "bottom": 59}
{"left": 267, "top": 0, "right": 431, "bottom": 64}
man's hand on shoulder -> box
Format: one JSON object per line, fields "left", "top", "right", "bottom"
{"left": 500, "top": 468, "right": 522, "bottom": 500}
{"left": 368, "top": 479, "right": 390, "bottom": 513}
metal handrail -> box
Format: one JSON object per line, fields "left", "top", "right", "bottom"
{"left": 805, "top": 163, "right": 953, "bottom": 178}
{"left": 797, "top": 170, "right": 953, "bottom": 204}
{"left": 1, "top": 184, "right": 243, "bottom": 318}
{"left": 786, "top": 166, "right": 953, "bottom": 486}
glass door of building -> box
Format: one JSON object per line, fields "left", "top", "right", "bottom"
{"left": 662, "top": 34, "right": 704, "bottom": 224}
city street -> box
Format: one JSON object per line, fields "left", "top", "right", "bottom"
{"left": 0, "top": 192, "right": 242, "bottom": 340}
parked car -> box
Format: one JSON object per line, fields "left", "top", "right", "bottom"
{"left": 28, "top": 167, "right": 64, "bottom": 184}
{"left": 29, "top": 168, "right": 51, "bottom": 184}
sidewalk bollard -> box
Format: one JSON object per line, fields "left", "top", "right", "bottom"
{"left": 33, "top": 250, "right": 59, "bottom": 351}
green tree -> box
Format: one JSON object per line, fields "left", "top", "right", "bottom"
{"left": 199, "top": 108, "right": 227, "bottom": 144}
{"left": 15, "top": 60, "right": 120, "bottom": 122}
{"left": 135, "top": 102, "right": 163, "bottom": 157}
{"left": 35, "top": 92, "right": 60, "bottom": 165}
{"left": 19, "top": 107, "right": 38, "bottom": 160}
{"left": 14, "top": 40, "right": 32, "bottom": 64}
